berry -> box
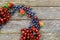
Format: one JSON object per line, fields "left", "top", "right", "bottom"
{"left": 20, "top": 8, "right": 25, "bottom": 15}
{"left": 39, "top": 21, "right": 44, "bottom": 27}
{"left": 0, "top": 8, "right": 11, "bottom": 25}
{"left": 26, "top": 5, "right": 30, "bottom": 9}
{"left": 0, "top": 7, "right": 3, "bottom": 11}
{"left": 27, "top": 14, "right": 32, "bottom": 18}
{"left": 8, "top": 2, "right": 14, "bottom": 8}
{"left": 0, "top": 26, "right": 2, "bottom": 30}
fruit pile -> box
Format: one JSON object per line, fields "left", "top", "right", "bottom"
{"left": 0, "top": 8, "right": 10, "bottom": 25}
{"left": 0, "top": 2, "right": 14, "bottom": 29}
{"left": 20, "top": 26, "right": 41, "bottom": 40}
{"left": 0, "top": 2, "right": 44, "bottom": 40}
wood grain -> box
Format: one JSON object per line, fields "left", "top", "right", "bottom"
{"left": 0, "top": 0, "right": 60, "bottom": 40}
{"left": 0, "top": 32, "right": 60, "bottom": 40}
{"left": 0, "top": 20, "right": 60, "bottom": 33}
{"left": 1, "top": 0, "right": 60, "bottom": 6}
{"left": 9, "top": 7, "right": 60, "bottom": 19}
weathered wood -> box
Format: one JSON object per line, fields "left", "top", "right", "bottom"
{"left": 0, "top": 32, "right": 60, "bottom": 40}
{"left": 0, "top": 34, "right": 20, "bottom": 40}
{"left": 0, "top": 0, "right": 60, "bottom": 40}
{"left": 1, "top": 0, "right": 60, "bottom": 6}
{"left": 0, "top": 20, "right": 60, "bottom": 33}
{"left": 9, "top": 7, "right": 60, "bottom": 19}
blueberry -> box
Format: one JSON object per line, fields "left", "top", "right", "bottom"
{"left": 28, "top": 26, "right": 31, "bottom": 29}
{"left": 17, "top": 6, "right": 20, "bottom": 9}
{"left": 0, "top": 26, "right": 2, "bottom": 30}
{"left": 31, "top": 12, "right": 35, "bottom": 16}
{"left": 23, "top": 7, "right": 27, "bottom": 10}
{"left": 13, "top": 5, "right": 19, "bottom": 10}
{"left": 26, "top": 11, "right": 31, "bottom": 14}
{"left": 38, "top": 26, "right": 40, "bottom": 30}
{"left": 10, "top": 10, "right": 15, "bottom": 16}
{"left": 13, "top": 5, "right": 18, "bottom": 8}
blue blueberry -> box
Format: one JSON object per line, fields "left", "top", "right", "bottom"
{"left": 31, "top": 12, "right": 35, "bottom": 16}
{"left": 0, "top": 26, "right": 2, "bottom": 30}
{"left": 13, "top": 5, "right": 18, "bottom": 8}
{"left": 23, "top": 7, "right": 27, "bottom": 10}
{"left": 13, "top": 5, "right": 19, "bottom": 10}
{"left": 28, "top": 26, "right": 31, "bottom": 29}
{"left": 26, "top": 11, "right": 31, "bottom": 14}
{"left": 10, "top": 10, "right": 15, "bottom": 16}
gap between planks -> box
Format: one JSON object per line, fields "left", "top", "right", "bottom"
{"left": 10, "top": 19, "right": 60, "bottom": 21}
{"left": 0, "top": 31, "right": 42, "bottom": 34}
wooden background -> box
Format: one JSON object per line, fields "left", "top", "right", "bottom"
{"left": 0, "top": 0, "right": 60, "bottom": 40}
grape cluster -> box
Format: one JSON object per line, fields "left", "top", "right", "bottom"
{"left": 0, "top": 2, "right": 14, "bottom": 29}
{"left": 20, "top": 26, "right": 41, "bottom": 40}
{"left": 0, "top": 8, "right": 10, "bottom": 25}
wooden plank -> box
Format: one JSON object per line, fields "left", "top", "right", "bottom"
{"left": 0, "top": 34, "right": 20, "bottom": 40}
{"left": 0, "top": 20, "right": 60, "bottom": 33}
{"left": 41, "top": 32, "right": 60, "bottom": 40}
{"left": 8, "top": 7, "right": 60, "bottom": 19}
{"left": 1, "top": 0, "right": 60, "bottom": 6}
{"left": 0, "top": 20, "right": 30, "bottom": 33}
{"left": 0, "top": 32, "right": 60, "bottom": 40}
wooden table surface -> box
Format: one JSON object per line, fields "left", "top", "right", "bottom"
{"left": 0, "top": 0, "right": 60, "bottom": 40}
